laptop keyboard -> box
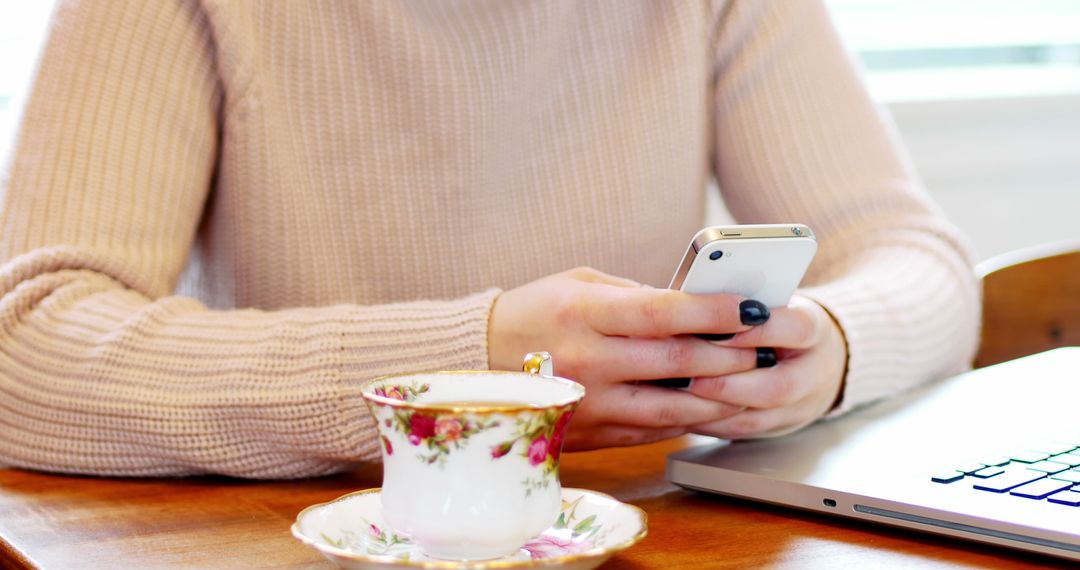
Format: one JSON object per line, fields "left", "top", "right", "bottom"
{"left": 930, "top": 442, "right": 1080, "bottom": 506}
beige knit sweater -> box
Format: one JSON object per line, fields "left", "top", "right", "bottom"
{"left": 0, "top": 0, "right": 979, "bottom": 478}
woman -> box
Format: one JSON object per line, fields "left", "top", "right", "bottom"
{"left": 0, "top": 0, "right": 978, "bottom": 478}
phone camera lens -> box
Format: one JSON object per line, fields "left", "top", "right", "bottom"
{"left": 709, "top": 250, "right": 723, "bottom": 260}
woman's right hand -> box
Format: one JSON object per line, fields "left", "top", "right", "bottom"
{"left": 487, "top": 267, "right": 766, "bottom": 450}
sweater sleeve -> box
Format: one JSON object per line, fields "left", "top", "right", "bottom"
{"left": 0, "top": 0, "right": 496, "bottom": 478}
{"left": 709, "top": 0, "right": 981, "bottom": 414}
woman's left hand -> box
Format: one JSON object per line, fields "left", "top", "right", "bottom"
{"left": 688, "top": 295, "right": 847, "bottom": 439}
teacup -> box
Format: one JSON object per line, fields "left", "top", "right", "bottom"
{"left": 361, "top": 352, "right": 585, "bottom": 561}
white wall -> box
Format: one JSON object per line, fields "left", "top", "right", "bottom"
{"left": 887, "top": 92, "right": 1080, "bottom": 261}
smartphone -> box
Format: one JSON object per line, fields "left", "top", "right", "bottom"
{"left": 669, "top": 224, "right": 817, "bottom": 307}
{"left": 648, "top": 224, "right": 817, "bottom": 388}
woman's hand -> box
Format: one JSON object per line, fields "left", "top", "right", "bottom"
{"left": 488, "top": 267, "right": 772, "bottom": 450}
{"left": 688, "top": 295, "right": 847, "bottom": 439}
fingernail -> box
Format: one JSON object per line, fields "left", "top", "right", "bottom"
{"left": 740, "top": 300, "right": 770, "bottom": 326}
{"left": 756, "top": 347, "right": 777, "bottom": 368}
{"left": 641, "top": 378, "right": 692, "bottom": 389}
{"left": 696, "top": 333, "right": 735, "bottom": 342}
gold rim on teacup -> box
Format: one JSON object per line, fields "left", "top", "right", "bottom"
{"left": 360, "top": 352, "right": 585, "bottom": 415}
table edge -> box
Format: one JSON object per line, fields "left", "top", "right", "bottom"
{"left": 0, "top": 536, "right": 39, "bottom": 570}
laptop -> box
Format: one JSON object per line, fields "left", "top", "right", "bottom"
{"left": 667, "top": 347, "right": 1080, "bottom": 562}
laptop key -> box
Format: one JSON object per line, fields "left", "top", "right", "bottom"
{"left": 1048, "top": 452, "right": 1080, "bottom": 467}
{"left": 973, "top": 467, "right": 1045, "bottom": 493}
{"left": 1009, "top": 450, "right": 1050, "bottom": 463}
{"left": 1010, "top": 478, "right": 1074, "bottom": 499}
{"left": 970, "top": 466, "right": 1005, "bottom": 479}
{"left": 1031, "top": 442, "right": 1077, "bottom": 456}
{"left": 1051, "top": 470, "right": 1080, "bottom": 484}
{"left": 930, "top": 470, "right": 964, "bottom": 484}
{"left": 978, "top": 456, "right": 1010, "bottom": 467}
{"left": 1047, "top": 490, "right": 1080, "bottom": 506}
{"left": 1027, "top": 460, "right": 1070, "bottom": 474}
{"left": 954, "top": 462, "right": 986, "bottom": 475}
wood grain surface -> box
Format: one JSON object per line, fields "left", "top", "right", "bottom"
{"left": 0, "top": 435, "right": 1069, "bottom": 569}
{"left": 975, "top": 240, "right": 1079, "bottom": 368}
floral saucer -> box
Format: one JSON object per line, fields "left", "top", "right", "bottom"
{"left": 292, "top": 487, "right": 647, "bottom": 569}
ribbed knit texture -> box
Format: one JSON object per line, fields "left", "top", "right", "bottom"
{"left": 0, "top": 0, "right": 979, "bottom": 478}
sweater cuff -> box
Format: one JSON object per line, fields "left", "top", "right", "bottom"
{"left": 797, "top": 264, "right": 978, "bottom": 420}
{"left": 336, "top": 289, "right": 502, "bottom": 460}
{"left": 797, "top": 279, "right": 886, "bottom": 418}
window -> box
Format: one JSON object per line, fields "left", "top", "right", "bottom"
{"left": 827, "top": 0, "right": 1080, "bottom": 101}
{"left": 0, "top": 3, "right": 54, "bottom": 162}
{"left": 828, "top": 0, "right": 1080, "bottom": 259}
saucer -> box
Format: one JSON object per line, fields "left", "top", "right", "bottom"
{"left": 292, "top": 487, "right": 647, "bottom": 569}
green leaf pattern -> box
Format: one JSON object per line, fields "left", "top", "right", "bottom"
{"left": 320, "top": 518, "right": 412, "bottom": 557}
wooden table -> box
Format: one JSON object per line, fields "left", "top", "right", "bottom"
{"left": 0, "top": 436, "right": 1064, "bottom": 569}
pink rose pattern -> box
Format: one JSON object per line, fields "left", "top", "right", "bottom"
{"left": 373, "top": 381, "right": 499, "bottom": 466}
{"left": 372, "top": 382, "right": 429, "bottom": 402}
{"left": 399, "top": 410, "right": 497, "bottom": 465}
{"left": 372, "top": 380, "right": 577, "bottom": 476}
{"left": 522, "top": 495, "right": 600, "bottom": 558}
{"left": 320, "top": 519, "right": 412, "bottom": 556}
{"left": 549, "top": 410, "right": 573, "bottom": 460}
{"left": 522, "top": 535, "right": 593, "bottom": 558}
{"left": 435, "top": 417, "right": 464, "bottom": 441}
{"left": 527, "top": 436, "right": 549, "bottom": 466}
{"left": 490, "top": 407, "right": 577, "bottom": 495}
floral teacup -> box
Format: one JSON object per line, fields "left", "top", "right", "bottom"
{"left": 361, "top": 353, "right": 585, "bottom": 561}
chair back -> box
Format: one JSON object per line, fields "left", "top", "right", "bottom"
{"left": 975, "top": 240, "right": 1080, "bottom": 368}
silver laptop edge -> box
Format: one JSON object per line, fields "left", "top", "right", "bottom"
{"left": 667, "top": 348, "right": 1080, "bottom": 562}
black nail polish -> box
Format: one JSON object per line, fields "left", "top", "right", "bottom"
{"left": 740, "top": 300, "right": 770, "bottom": 326}
{"left": 756, "top": 347, "right": 777, "bottom": 368}
{"left": 696, "top": 333, "right": 735, "bottom": 341}
{"left": 641, "top": 378, "right": 692, "bottom": 389}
